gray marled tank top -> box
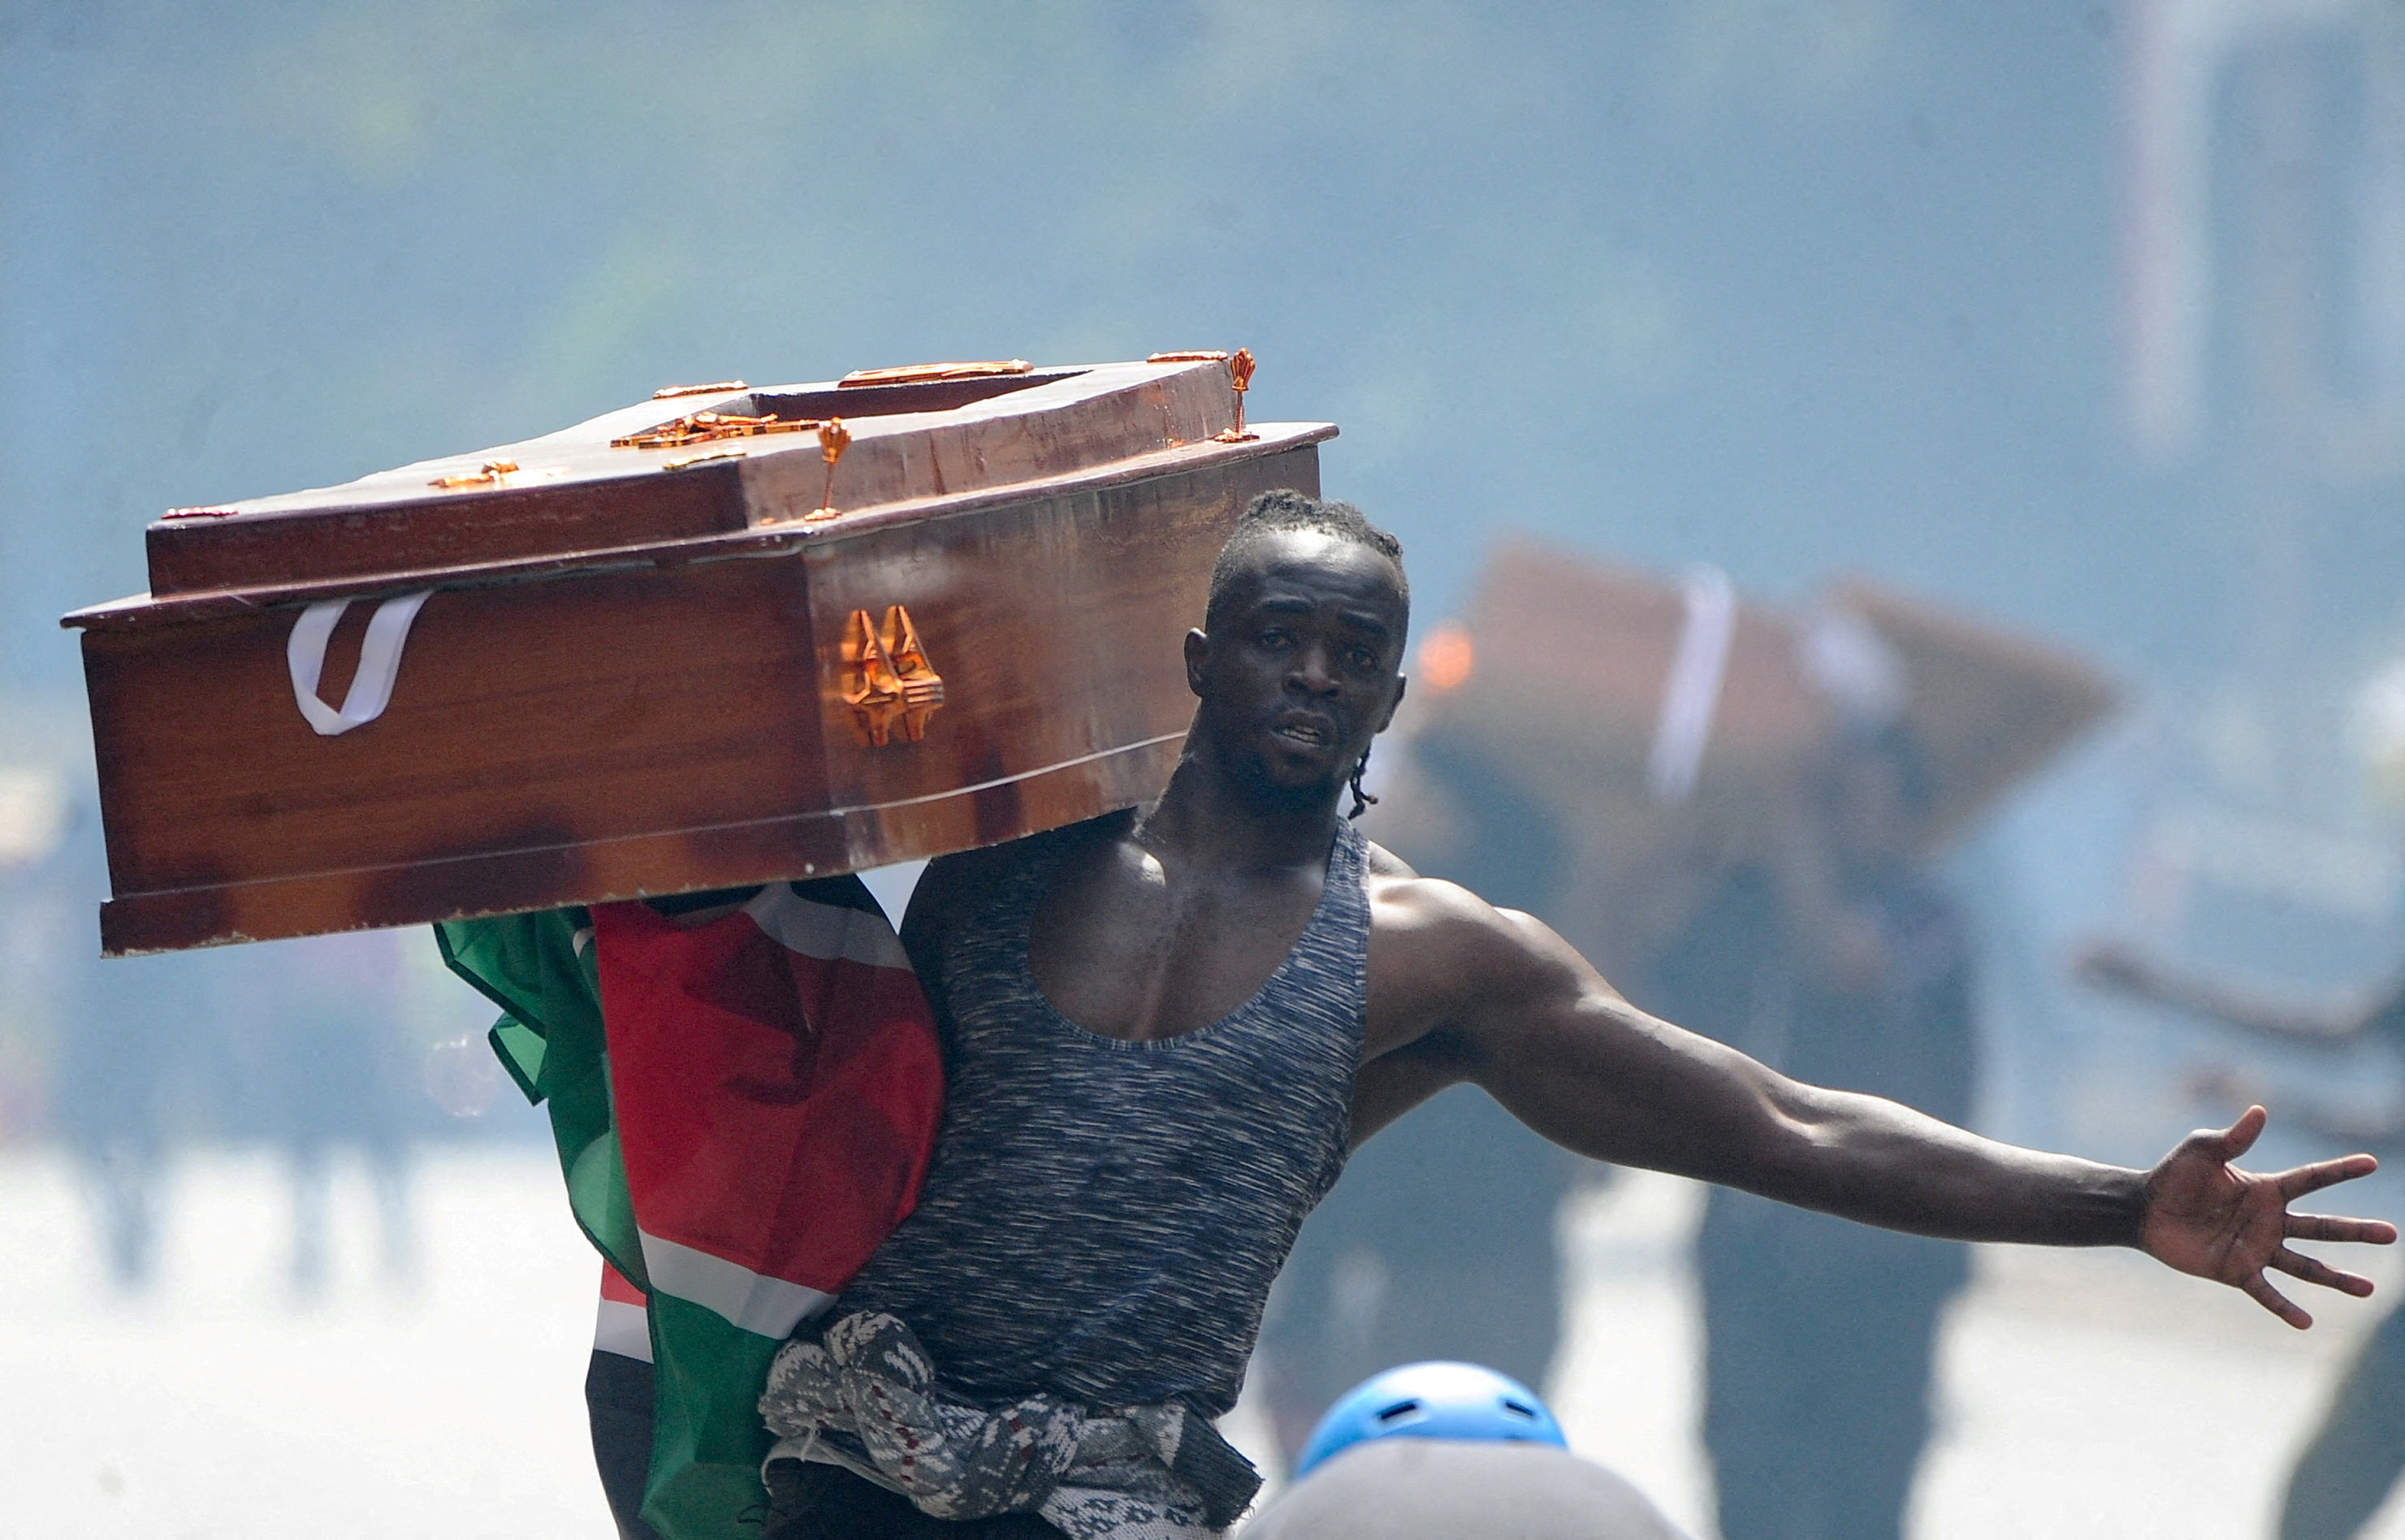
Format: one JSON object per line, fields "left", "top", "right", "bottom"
{"left": 836, "top": 815, "right": 1369, "bottom": 1418}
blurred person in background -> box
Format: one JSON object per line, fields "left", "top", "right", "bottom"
{"left": 2076, "top": 932, "right": 2405, "bottom": 1540}
{"left": 219, "top": 929, "right": 418, "bottom": 1296}
{"left": 44, "top": 792, "right": 212, "bottom": 1289}
{"left": 1317, "top": 550, "right": 2113, "bottom": 1537}
{"left": 47, "top": 804, "right": 421, "bottom": 1296}
{"left": 2073, "top": 659, "right": 2405, "bottom": 1540}
{"left": 1638, "top": 716, "right": 1975, "bottom": 1540}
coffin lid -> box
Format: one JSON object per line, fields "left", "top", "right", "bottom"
{"left": 67, "top": 356, "right": 1333, "bottom": 629}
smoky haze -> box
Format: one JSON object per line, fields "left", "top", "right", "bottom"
{"left": 4, "top": 2, "right": 2321, "bottom": 682}
{"left": 9, "top": 4, "right": 2405, "bottom": 1538}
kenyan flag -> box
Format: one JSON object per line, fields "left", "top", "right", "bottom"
{"left": 436, "top": 876, "right": 945, "bottom": 1539}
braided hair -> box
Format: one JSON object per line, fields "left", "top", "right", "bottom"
{"left": 1205, "top": 489, "right": 1408, "bottom": 632}
{"left": 1347, "top": 746, "right": 1379, "bottom": 821}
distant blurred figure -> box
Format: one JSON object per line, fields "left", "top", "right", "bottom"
{"left": 1264, "top": 543, "right": 2109, "bottom": 1522}
{"left": 41, "top": 792, "right": 210, "bottom": 1289}
{"left": 2076, "top": 943, "right": 2405, "bottom": 1540}
{"left": 2074, "top": 654, "right": 2405, "bottom": 1540}
{"left": 222, "top": 930, "right": 417, "bottom": 1296}
{"left": 1247, "top": 1361, "right": 1690, "bottom": 1540}
{"left": 57, "top": 958, "right": 195, "bottom": 1287}
{"left": 1642, "top": 724, "right": 1975, "bottom": 1540}
{"left": 41, "top": 795, "right": 419, "bottom": 1296}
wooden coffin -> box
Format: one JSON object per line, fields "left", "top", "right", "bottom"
{"left": 65, "top": 357, "right": 1334, "bottom": 955}
{"left": 1817, "top": 578, "right": 2118, "bottom": 850}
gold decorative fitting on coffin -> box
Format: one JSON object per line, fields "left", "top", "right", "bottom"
{"left": 841, "top": 604, "right": 944, "bottom": 746}
{"left": 1146, "top": 350, "right": 1229, "bottom": 363}
{"left": 804, "top": 418, "right": 852, "bottom": 522}
{"left": 662, "top": 448, "right": 747, "bottom": 471}
{"left": 1210, "top": 348, "right": 1259, "bottom": 443}
{"left": 612, "top": 410, "right": 821, "bottom": 452}
{"left": 429, "top": 460, "right": 520, "bottom": 490}
{"left": 161, "top": 505, "right": 239, "bottom": 521}
{"left": 837, "top": 359, "right": 1032, "bottom": 388}
{"left": 651, "top": 380, "right": 748, "bottom": 400}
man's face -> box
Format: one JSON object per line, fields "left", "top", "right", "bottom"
{"left": 1185, "top": 530, "right": 1408, "bottom": 802}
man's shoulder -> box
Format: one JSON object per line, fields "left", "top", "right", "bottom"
{"left": 1363, "top": 850, "right": 1549, "bottom": 982}
{"left": 1365, "top": 840, "right": 1516, "bottom": 932}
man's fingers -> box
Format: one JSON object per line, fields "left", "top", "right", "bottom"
{"left": 2205, "top": 1105, "right": 2269, "bottom": 1161}
{"left": 2286, "top": 1211, "right": 2399, "bottom": 1246}
{"left": 2269, "top": 1247, "right": 2378, "bottom": 1297}
{"left": 2277, "top": 1154, "right": 2382, "bottom": 1200}
{"left": 2242, "top": 1271, "right": 2313, "bottom": 1330}
{"left": 2187, "top": 1105, "right": 2269, "bottom": 1162}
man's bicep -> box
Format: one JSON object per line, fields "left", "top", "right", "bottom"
{"left": 1457, "top": 916, "right": 1798, "bottom": 1180}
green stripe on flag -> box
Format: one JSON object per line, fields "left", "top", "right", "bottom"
{"left": 642, "top": 1292, "right": 787, "bottom": 1537}
{"left": 488, "top": 1017, "right": 547, "bottom": 1104}
{"left": 437, "top": 909, "right": 799, "bottom": 1538}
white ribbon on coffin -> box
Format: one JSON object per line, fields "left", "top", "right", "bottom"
{"left": 285, "top": 590, "right": 435, "bottom": 737}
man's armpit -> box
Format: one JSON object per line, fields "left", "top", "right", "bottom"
{"left": 1348, "top": 1036, "right": 1469, "bottom": 1147}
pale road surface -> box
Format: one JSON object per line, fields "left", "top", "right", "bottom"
{"left": 5, "top": 1149, "right": 2404, "bottom": 1540}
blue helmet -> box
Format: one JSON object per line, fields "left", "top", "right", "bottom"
{"left": 1293, "top": 1360, "right": 1568, "bottom": 1478}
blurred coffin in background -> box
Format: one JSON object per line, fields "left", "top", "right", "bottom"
{"left": 64, "top": 356, "right": 1330, "bottom": 955}
{"left": 1374, "top": 541, "right": 2116, "bottom": 978}
{"left": 1815, "top": 578, "right": 2119, "bottom": 849}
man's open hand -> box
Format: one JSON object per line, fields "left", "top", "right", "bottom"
{"left": 2139, "top": 1105, "right": 2397, "bottom": 1328}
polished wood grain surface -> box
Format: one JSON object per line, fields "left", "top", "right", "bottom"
{"left": 75, "top": 376, "right": 1327, "bottom": 954}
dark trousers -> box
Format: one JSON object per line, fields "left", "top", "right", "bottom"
{"left": 586, "top": 1350, "right": 1063, "bottom": 1539}
{"left": 761, "top": 1461, "right": 1067, "bottom": 1539}
{"left": 2281, "top": 1300, "right": 2405, "bottom": 1540}
{"left": 1699, "top": 1192, "right": 1964, "bottom": 1540}
{"left": 586, "top": 1352, "right": 665, "bottom": 1540}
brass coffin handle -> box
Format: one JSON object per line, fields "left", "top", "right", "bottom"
{"left": 841, "top": 604, "right": 945, "bottom": 746}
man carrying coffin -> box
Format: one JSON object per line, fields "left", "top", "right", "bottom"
{"left": 756, "top": 490, "right": 2398, "bottom": 1540}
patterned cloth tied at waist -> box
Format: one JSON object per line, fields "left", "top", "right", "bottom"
{"left": 759, "top": 1312, "right": 1261, "bottom": 1539}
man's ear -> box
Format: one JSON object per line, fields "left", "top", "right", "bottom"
{"left": 1183, "top": 629, "right": 1211, "bottom": 698}
{"left": 1375, "top": 673, "right": 1408, "bottom": 734}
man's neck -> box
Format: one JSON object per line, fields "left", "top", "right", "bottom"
{"left": 1135, "top": 738, "right": 1343, "bottom": 877}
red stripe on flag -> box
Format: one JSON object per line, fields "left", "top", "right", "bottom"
{"left": 600, "top": 1259, "right": 647, "bottom": 1307}
{"left": 591, "top": 896, "right": 944, "bottom": 1300}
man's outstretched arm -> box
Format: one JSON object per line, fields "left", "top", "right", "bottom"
{"left": 1374, "top": 885, "right": 2397, "bottom": 1327}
